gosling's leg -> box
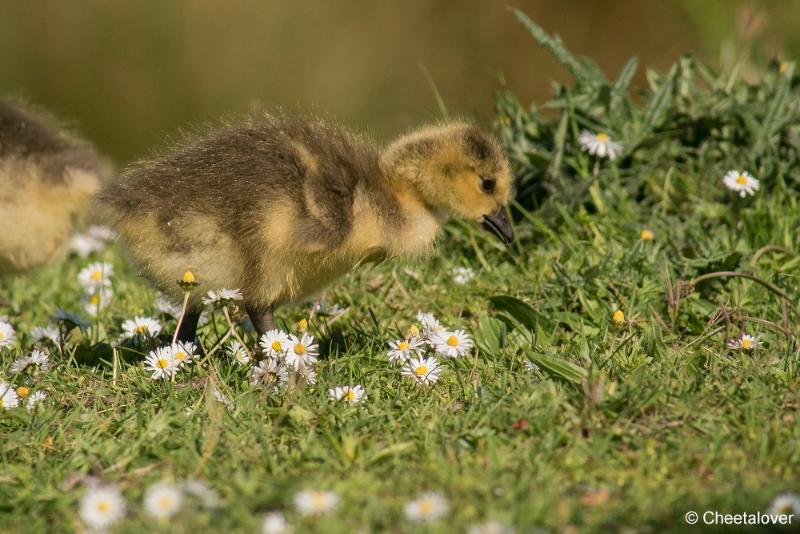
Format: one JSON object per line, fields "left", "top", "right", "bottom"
{"left": 246, "top": 303, "right": 275, "bottom": 338}
{"left": 176, "top": 310, "right": 201, "bottom": 344}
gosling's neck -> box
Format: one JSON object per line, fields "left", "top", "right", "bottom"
{"left": 376, "top": 160, "right": 447, "bottom": 257}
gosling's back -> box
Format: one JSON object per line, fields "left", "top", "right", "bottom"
{"left": 0, "top": 101, "right": 109, "bottom": 274}
{"left": 100, "top": 113, "right": 399, "bottom": 306}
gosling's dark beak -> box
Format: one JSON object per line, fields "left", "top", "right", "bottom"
{"left": 481, "top": 206, "right": 514, "bottom": 244}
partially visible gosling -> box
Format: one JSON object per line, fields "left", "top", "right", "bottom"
{"left": 99, "top": 113, "right": 514, "bottom": 341}
{"left": 0, "top": 100, "right": 111, "bottom": 274}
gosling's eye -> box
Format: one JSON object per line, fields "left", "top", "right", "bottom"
{"left": 480, "top": 176, "right": 496, "bottom": 193}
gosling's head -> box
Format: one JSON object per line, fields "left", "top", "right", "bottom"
{"left": 381, "top": 122, "right": 514, "bottom": 243}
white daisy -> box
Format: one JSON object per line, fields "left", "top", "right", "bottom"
{"left": 70, "top": 233, "right": 105, "bottom": 257}
{"left": 431, "top": 329, "right": 474, "bottom": 358}
{"left": 121, "top": 316, "right": 162, "bottom": 345}
{"left": 402, "top": 356, "right": 442, "bottom": 385}
{"left": 182, "top": 479, "right": 219, "bottom": 509}
{"left": 297, "top": 365, "right": 317, "bottom": 386}
{"left": 78, "top": 261, "right": 113, "bottom": 288}
{"left": 328, "top": 385, "right": 366, "bottom": 404}
{"left": 27, "top": 349, "right": 52, "bottom": 372}
{"left": 79, "top": 485, "right": 126, "bottom": 531}
{"left": 768, "top": 492, "right": 800, "bottom": 518}
{"left": 154, "top": 294, "right": 183, "bottom": 317}
{"left": 9, "top": 356, "right": 30, "bottom": 374}
{"left": 451, "top": 266, "right": 475, "bottom": 285}
{"left": 403, "top": 491, "right": 449, "bottom": 522}
{"left": 202, "top": 288, "right": 244, "bottom": 306}
{"left": 0, "top": 381, "right": 19, "bottom": 409}
{"left": 252, "top": 358, "right": 289, "bottom": 392}
{"left": 53, "top": 308, "right": 90, "bottom": 330}
{"left": 30, "top": 325, "right": 60, "bottom": 344}
{"left": 387, "top": 337, "right": 425, "bottom": 364}
{"left": 416, "top": 311, "right": 443, "bottom": 334}
{"left": 211, "top": 387, "right": 233, "bottom": 411}
{"left": 144, "top": 347, "right": 175, "bottom": 379}
{"left": 578, "top": 130, "right": 624, "bottom": 160}
{"left": 143, "top": 481, "right": 183, "bottom": 519}
{"left": 259, "top": 329, "right": 291, "bottom": 357}
{"left": 226, "top": 340, "right": 250, "bottom": 365}
{"left": 722, "top": 170, "right": 759, "bottom": 197}
{"left": 262, "top": 511, "right": 290, "bottom": 534}
{"left": 87, "top": 225, "right": 117, "bottom": 241}
{"left": 523, "top": 360, "right": 540, "bottom": 373}
{"left": 83, "top": 286, "right": 113, "bottom": 316}
{"left": 285, "top": 332, "right": 318, "bottom": 370}
{"left": 727, "top": 333, "right": 759, "bottom": 350}
{"left": 169, "top": 341, "right": 196, "bottom": 370}
{"left": 467, "top": 521, "right": 514, "bottom": 534}
{"left": 293, "top": 490, "right": 340, "bottom": 516}
{"left": 26, "top": 390, "right": 47, "bottom": 411}
{"left": 0, "top": 321, "right": 16, "bottom": 349}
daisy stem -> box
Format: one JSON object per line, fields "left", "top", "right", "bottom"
{"left": 196, "top": 329, "right": 232, "bottom": 369}
{"left": 592, "top": 158, "right": 600, "bottom": 177}
{"left": 172, "top": 290, "right": 192, "bottom": 345}
{"left": 688, "top": 271, "right": 792, "bottom": 303}
{"left": 112, "top": 345, "right": 119, "bottom": 384}
{"left": 222, "top": 306, "right": 252, "bottom": 359}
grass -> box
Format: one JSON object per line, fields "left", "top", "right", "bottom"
{"left": 3, "top": 11, "right": 800, "bottom": 533}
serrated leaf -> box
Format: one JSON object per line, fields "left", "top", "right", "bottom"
{"left": 512, "top": 9, "right": 590, "bottom": 85}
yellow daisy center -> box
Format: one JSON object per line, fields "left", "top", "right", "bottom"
{"left": 418, "top": 499, "right": 434, "bottom": 514}
{"left": 0, "top": 331, "right": 5, "bottom": 341}
{"left": 398, "top": 341, "right": 409, "bottom": 350}
{"left": 736, "top": 174, "right": 747, "bottom": 185}
{"left": 158, "top": 496, "right": 172, "bottom": 509}
{"left": 414, "top": 365, "right": 428, "bottom": 376}
{"left": 596, "top": 132, "right": 609, "bottom": 142}
{"left": 311, "top": 493, "right": 326, "bottom": 509}
{"left": 741, "top": 338, "right": 752, "bottom": 349}
{"left": 640, "top": 229, "right": 655, "bottom": 241}
{"left": 157, "top": 358, "right": 169, "bottom": 369}
{"left": 0, "top": 398, "right": 4, "bottom": 408}
{"left": 89, "top": 294, "right": 100, "bottom": 305}
{"left": 446, "top": 335, "right": 459, "bottom": 347}
{"left": 407, "top": 325, "right": 420, "bottom": 337}
{"left": 344, "top": 389, "right": 358, "bottom": 401}
{"left": 779, "top": 504, "right": 792, "bottom": 513}
{"left": 298, "top": 319, "right": 308, "bottom": 332}
{"left": 96, "top": 500, "right": 111, "bottom": 513}
{"left": 135, "top": 325, "right": 148, "bottom": 334}
{"left": 612, "top": 310, "right": 625, "bottom": 324}
{"left": 90, "top": 270, "right": 102, "bottom": 281}
{"left": 294, "top": 343, "right": 306, "bottom": 355}
{"left": 175, "top": 351, "right": 186, "bottom": 361}
{"left": 16, "top": 386, "right": 29, "bottom": 398}
{"left": 182, "top": 270, "right": 196, "bottom": 283}
{"left": 780, "top": 61, "right": 790, "bottom": 74}
{"left": 271, "top": 340, "right": 283, "bottom": 351}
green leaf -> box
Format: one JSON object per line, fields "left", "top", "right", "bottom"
{"left": 527, "top": 351, "right": 587, "bottom": 384}
{"left": 474, "top": 314, "right": 507, "bottom": 356}
{"left": 511, "top": 8, "right": 589, "bottom": 85}
{"left": 489, "top": 295, "right": 539, "bottom": 331}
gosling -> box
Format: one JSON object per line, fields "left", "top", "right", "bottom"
{"left": 99, "top": 113, "right": 514, "bottom": 342}
{"left": 0, "top": 100, "right": 111, "bottom": 274}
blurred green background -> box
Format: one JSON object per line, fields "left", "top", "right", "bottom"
{"left": 0, "top": 0, "right": 797, "bottom": 163}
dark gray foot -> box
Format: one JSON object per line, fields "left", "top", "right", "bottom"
{"left": 176, "top": 310, "right": 201, "bottom": 344}
{"left": 246, "top": 303, "right": 275, "bottom": 338}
